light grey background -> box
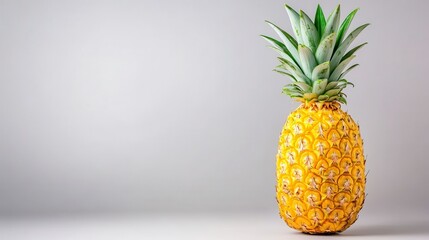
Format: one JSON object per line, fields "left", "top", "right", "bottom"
{"left": 0, "top": 0, "right": 428, "bottom": 219}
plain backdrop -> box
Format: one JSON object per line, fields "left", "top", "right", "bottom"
{"left": 0, "top": 0, "right": 428, "bottom": 217}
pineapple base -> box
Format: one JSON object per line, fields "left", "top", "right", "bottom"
{"left": 276, "top": 102, "right": 365, "bottom": 234}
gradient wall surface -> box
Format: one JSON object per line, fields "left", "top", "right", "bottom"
{"left": 0, "top": 0, "right": 428, "bottom": 218}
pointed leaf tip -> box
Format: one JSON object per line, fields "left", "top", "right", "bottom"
{"left": 299, "top": 10, "right": 320, "bottom": 52}
{"left": 265, "top": 20, "right": 298, "bottom": 49}
{"left": 331, "top": 23, "right": 369, "bottom": 69}
{"left": 335, "top": 8, "right": 361, "bottom": 50}
{"left": 336, "top": 4, "right": 341, "bottom": 11}
{"left": 321, "top": 4, "right": 341, "bottom": 41}
{"left": 314, "top": 4, "right": 326, "bottom": 36}
{"left": 284, "top": 4, "right": 302, "bottom": 44}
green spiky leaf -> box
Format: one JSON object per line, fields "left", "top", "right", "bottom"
{"left": 331, "top": 24, "right": 369, "bottom": 70}
{"left": 312, "top": 79, "right": 328, "bottom": 95}
{"left": 324, "top": 88, "right": 342, "bottom": 96}
{"left": 330, "top": 55, "right": 356, "bottom": 82}
{"left": 265, "top": 21, "right": 299, "bottom": 62}
{"left": 261, "top": 35, "right": 298, "bottom": 66}
{"left": 284, "top": 4, "right": 303, "bottom": 44}
{"left": 261, "top": 35, "right": 291, "bottom": 56}
{"left": 278, "top": 57, "right": 311, "bottom": 84}
{"left": 325, "top": 81, "right": 339, "bottom": 91}
{"left": 335, "top": 8, "right": 359, "bottom": 50}
{"left": 300, "top": 10, "right": 320, "bottom": 52}
{"left": 312, "top": 61, "right": 330, "bottom": 80}
{"left": 318, "top": 94, "right": 329, "bottom": 101}
{"left": 339, "top": 64, "right": 359, "bottom": 79}
{"left": 294, "top": 82, "right": 311, "bottom": 92}
{"left": 282, "top": 86, "right": 303, "bottom": 97}
{"left": 342, "top": 42, "right": 367, "bottom": 61}
{"left": 337, "top": 79, "right": 355, "bottom": 88}
{"left": 298, "top": 44, "right": 317, "bottom": 79}
{"left": 314, "top": 5, "right": 326, "bottom": 37}
{"left": 273, "top": 69, "right": 297, "bottom": 81}
{"left": 315, "top": 32, "right": 336, "bottom": 63}
{"left": 268, "top": 46, "right": 295, "bottom": 64}
{"left": 317, "top": 95, "right": 329, "bottom": 102}
{"left": 265, "top": 21, "right": 298, "bottom": 48}
{"left": 263, "top": 4, "right": 368, "bottom": 104}
{"left": 322, "top": 5, "right": 340, "bottom": 40}
{"left": 283, "top": 83, "right": 302, "bottom": 92}
{"left": 303, "top": 92, "right": 318, "bottom": 101}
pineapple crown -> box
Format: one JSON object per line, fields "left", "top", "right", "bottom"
{"left": 262, "top": 4, "right": 369, "bottom": 104}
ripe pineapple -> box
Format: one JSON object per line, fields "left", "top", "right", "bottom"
{"left": 262, "top": 4, "right": 368, "bottom": 234}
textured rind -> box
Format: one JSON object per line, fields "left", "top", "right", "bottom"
{"left": 276, "top": 103, "right": 365, "bottom": 234}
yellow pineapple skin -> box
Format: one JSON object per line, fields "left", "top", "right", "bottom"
{"left": 276, "top": 102, "right": 365, "bottom": 234}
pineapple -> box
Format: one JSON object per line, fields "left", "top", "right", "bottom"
{"left": 262, "top": 4, "right": 368, "bottom": 234}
